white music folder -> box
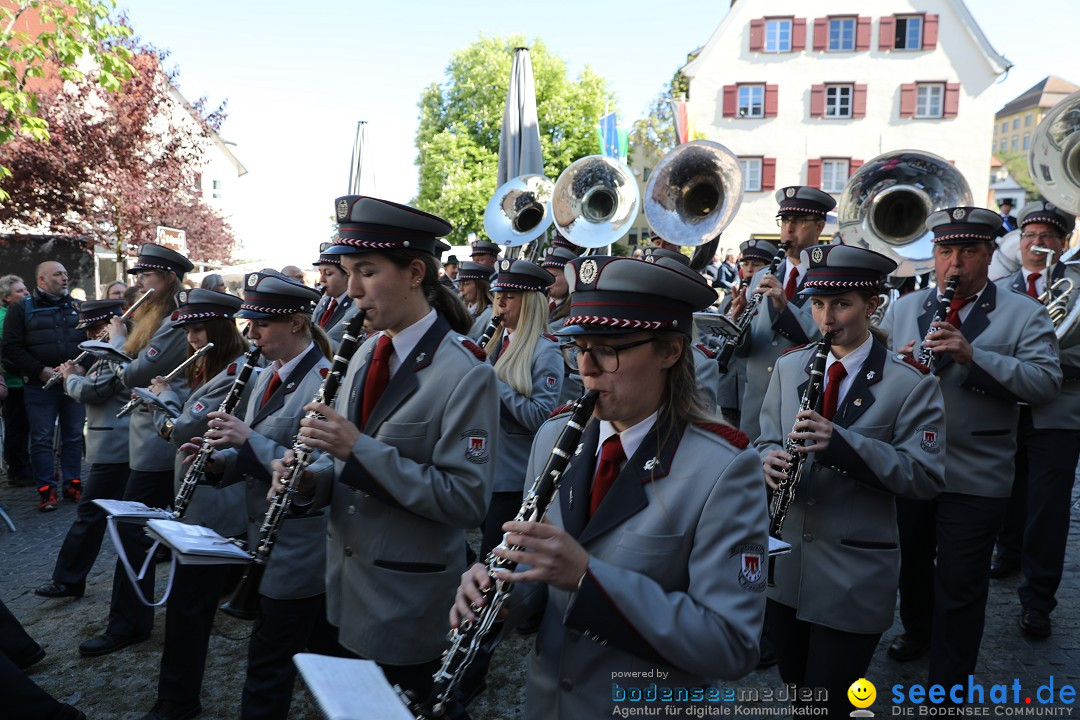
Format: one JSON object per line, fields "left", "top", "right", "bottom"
{"left": 294, "top": 654, "right": 413, "bottom": 720}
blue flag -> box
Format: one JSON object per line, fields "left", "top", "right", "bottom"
{"left": 598, "top": 112, "right": 619, "bottom": 159}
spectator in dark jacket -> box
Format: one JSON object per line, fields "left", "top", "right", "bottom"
{"left": 0, "top": 274, "right": 32, "bottom": 486}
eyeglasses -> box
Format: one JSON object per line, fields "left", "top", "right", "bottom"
{"left": 776, "top": 216, "right": 819, "bottom": 228}
{"left": 136, "top": 271, "right": 162, "bottom": 281}
{"left": 1020, "top": 232, "right": 1063, "bottom": 242}
{"left": 560, "top": 337, "right": 658, "bottom": 373}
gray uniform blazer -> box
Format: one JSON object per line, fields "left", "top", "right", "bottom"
{"left": 517, "top": 416, "right": 768, "bottom": 720}
{"left": 879, "top": 283, "right": 1061, "bottom": 496}
{"left": 738, "top": 260, "right": 821, "bottom": 444}
{"left": 158, "top": 355, "right": 254, "bottom": 536}
{"left": 491, "top": 334, "right": 563, "bottom": 493}
{"left": 692, "top": 343, "right": 719, "bottom": 414}
{"left": 756, "top": 339, "right": 947, "bottom": 633}
{"left": 217, "top": 345, "right": 333, "bottom": 599}
{"left": 468, "top": 305, "right": 494, "bottom": 340}
{"left": 111, "top": 319, "right": 190, "bottom": 472}
{"left": 997, "top": 262, "right": 1080, "bottom": 429}
{"left": 64, "top": 358, "right": 130, "bottom": 465}
{"left": 314, "top": 294, "right": 360, "bottom": 346}
{"left": 320, "top": 316, "right": 498, "bottom": 665}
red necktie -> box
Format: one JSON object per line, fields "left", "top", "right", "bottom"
{"left": 784, "top": 267, "right": 799, "bottom": 301}
{"left": 259, "top": 371, "right": 281, "bottom": 409}
{"left": 1026, "top": 273, "right": 1041, "bottom": 299}
{"left": 945, "top": 295, "right": 974, "bottom": 328}
{"left": 360, "top": 335, "right": 393, "bottom": 427}
{"left": 590, "top": 435, "right": 625, "bottom": 517}
{"left": 318, "top": 298, "right": 338, "bottom": 328}
{"left": 501, "top": 335, "right": 510, "bottom": 357}
{"left": 821, "top": 362, "right": 848, "bottom": 421}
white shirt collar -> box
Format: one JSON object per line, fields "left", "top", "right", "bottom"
{"left": 826, "top": 331, "right": 874, "bottom": 376}
{"left": 334, "top": 291, "right": 350, "bottom": 304}
{"left": 596, "top": 410, "right": 659, "bottom": 465}
{"left": 387, "top": 308, "right": 437, "bottom": 375}
{"left": 272, "top": 341, "right": 316, "bottom": 380}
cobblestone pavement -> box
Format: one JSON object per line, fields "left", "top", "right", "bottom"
{"left": 1, "top": 467, "right": 1077, "bottom": 718}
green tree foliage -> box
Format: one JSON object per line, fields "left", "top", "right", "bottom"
{"left": 415, "top": 35, "right": 615, "bottom": 244}
{"left": 0, "top": 0, "right": 135, "bottom": 198}
{"left": 997, "top": 150, "right": 1036, "bottom": 199}
{"left": 628, "top": 68, "right": 690, "bottom": 172}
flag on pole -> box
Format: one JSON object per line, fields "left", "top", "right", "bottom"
{"left": 668, "top": 99, "right": 694, "bottom": 144}
{"left": 598, "top": 112, "right": 629, "bottom": 160}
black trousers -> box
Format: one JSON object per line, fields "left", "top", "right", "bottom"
{"left": 239, "top": 593, "right": 343, "bottom": 720}
{"left": 105, "top": 469, "right": 173, "bottom": 638}
{"left": 765, "top": 599, "right": 880, "bottom": 718}
{"left": 157, "top": 563, "right": 231, "bottom": 704}
{"left": 50, "top": 462, "right": 130, "bottom": 588}
{"left": 2, "top": 385, "right": 32, "bottom": 481}
{"left": 995, "top": 410, "right": 1080, "bottom": 614}
{"left": 897, "top": 492, "right": 1008, "bottom": 691}
{"left": 0, "top": 598, "right": 80, "bottom": 720}
{"left": 480, "top": 490, "right": 523, "bottom": 559}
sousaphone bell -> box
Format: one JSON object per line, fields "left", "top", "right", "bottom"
{"left": 551, "top": 155, "right": 640, "bottom": 248}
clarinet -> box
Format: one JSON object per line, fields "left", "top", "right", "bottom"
{"left": 220, "top": 310, "right": 367, "bottom": 621}
{"left": 477, "top": 314, "right": 503, "bottom": 348}
{"left": 44, "top": 288, "right": 156, "bottom": 390}
{"left": 407, "top": 390, "right": 599, "bottom": 719}
{"left": 916, "top": 275, "right": 960, "bottom": 367}
{"left": 768, "top": 331, "right": 834, "bottom": 540}
{"left": 116, "top": 343, "right": 215, "bottom": 418}
{"left": 171, "top": 346, "right": 263, "bottom": 520}
{"left": 716, "top": 243, "right": 790, "bottom": 373}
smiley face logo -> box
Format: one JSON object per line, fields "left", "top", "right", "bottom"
{"left": 848, "top": 678, "right": 876, "bottom": 709}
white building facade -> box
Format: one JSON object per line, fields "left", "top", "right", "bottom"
{"left": 681, "top": 0, "right": 1009, "bottom": 247}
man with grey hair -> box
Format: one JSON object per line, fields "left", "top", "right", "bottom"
{"left": 281, "top": 265, "right": 306, "bottom": 285}
{"left": 1, "top": 262, "right": 86, "bottom": 511}
{"left": 0, "top": 274, "right": 32, "bottom": 486}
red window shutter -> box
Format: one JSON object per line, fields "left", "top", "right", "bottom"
{"left": 856, "top": 16, "right": 872, "bottom": 50}
{"left": 813, "top": 18, "right": 828, "bottom": 51}
{"left": 943, "top": 83, "right": 960, "bottom": 118}
{"left": 899, "top": 83, "right": 917, "bottom": 118}
{"left": 853, "top": 84, "right": 868, "bottom": 118}
{"left": 810, "top": 84, "right": 825, "bottom": 117}
{"left": 723, "top": 85, "right": 737, "bottom": 117}
{"left": 762, "top": 158, "right": 777, "bottom": 190}
{"left": 879, "top": 16, "right": 896, "bottom": 51}
{"left": 764, "top": 84, "right": 779, "bottom": 118}
{"left": 923, "top": 14, "right": 939, "bottom": 50}
{"left": 807, "top": 159, "right": 823, "bottom": 189}
{"left": 792, "top": 18, "right": 807, "bottom": 51}
{"left": 750, "top": 18, "right": 765, "bottom": 52}
{"left": 849, "top": 159, "right": 864, "bottom": 176}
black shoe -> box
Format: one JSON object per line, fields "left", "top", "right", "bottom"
{"left": 989, "top": 554, "right": 1019, "bottom": 579}
{"left": 887, "top": 633, "right": 929, "bottom": 662}
{"left": 1019, "top": 608, "right": 1051, "bottom": 639}
{"left": 78, "top": 632, "right": 151, "bottom": 658}
{"left": 12, "top": 642, "right": 46, "bottom": 670}
{"left": 35, "top": 581, "right": 85, "bottom": 599}
{"left": 140, "top": 699, "right": 202, "bottom": 720}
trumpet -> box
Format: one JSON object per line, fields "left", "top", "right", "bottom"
{"left": 916, "top": 276, "right": 960, "bottom": 368}
{"left": 116, "top": 343, "right": 215, "bottom": 418}
{"left": 1031, "top": 246, "right": 1078, "bottom": 338}
{"left": 43, "top": 288, "right": 156, "bottom": 390}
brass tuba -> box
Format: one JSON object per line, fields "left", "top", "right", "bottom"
{"left": 643, "top": 140, "right": 744, "bottom": 247}
{"left": 1029, "top": 89, "right": 1080, "bottom": 216}
{"left": 551, "top": 155, "right": 640, "bottom": 248}
{"left": 838, "top": 150, "right": 972, "bottom": 277}
{"left": 483, "top": 174, "right": 555, "bottom": 250}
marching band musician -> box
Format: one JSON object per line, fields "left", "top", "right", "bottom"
{"left": 481, "top": 258, "right": 563, "bottom": 557}
{"left": 878, "top": 207, "right": 1061, "bottom": 691}
{"left": 453, "top": 254, "right": 768, "bottom": 719}
{"left": 35, "top": 301, "right": 131, "bottom": 601}
{"left": 756, "top": 244, "right": 946, "bottom": 718}
{"left": 281, "top": 196, "right": 498, "bottom": 702}
{"left": 457, "top": 261, "right": 495, "bottom": 339}
{"left": 732, "top": 187, "right": 832, "bottom": 444}
{"left": 991, "top": 201, "right": 1080, "bottom": 638}
{"left": 312, "top": 242, "right": 360, "bottom": 345}
{"left": 543, "top": 246, "right": 581, "bottom": 404}
{"left": 196, "top": 271, "right": 338, "bottom": 720}
{"left": 470, "top": 239, "right": 501, "bottom": 269}
{"left": 80, "top": 243, "right": 194, "bottom": 659}
{"left": 717, "top": 239, "right": 778, "bottom": 427}
{"left": 139, "top": 289, "right": 250, "bottom": 720}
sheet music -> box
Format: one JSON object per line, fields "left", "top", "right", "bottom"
{"left": 92, "top": 498, "right": 173, "bottom": 521}
{"left": 145, "top": 520, "right": 250, "bottom": 564}
{"left": 294, "top": 654, "right": 413, "bottom": 720}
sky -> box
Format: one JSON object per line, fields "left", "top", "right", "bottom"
{"left": 113, "top": 0, "right": 1074, "bottom": 267}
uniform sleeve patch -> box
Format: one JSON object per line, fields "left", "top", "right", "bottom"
{"left": 544, "top": 374, "right": 558, "bottom": 389}
{"left": 191, "top": 401, "right": 206, "bottom": 415}
{"left": 462, "top": 429, "right": 489, "bottom": 464}
{"left": 694, "top": 422, "right": 749, "bottom": 449}
{"left": 917, "top": 424, "right": 941, "bottom": 454}
{"left": 730, "top": 543, "right": 766, "bottom": 592}
{"left": 146, "top": 345, "right": 160, "bottom": 359}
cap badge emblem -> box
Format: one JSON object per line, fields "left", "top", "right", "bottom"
{"left": 952, "top": 208, "right": 967, "bottom": 221}
{"left": 748, "top": 239, "right": 757, "bottom": 247}
{"left": 1046, "top": 202, "right": 1055, "bottom": 211}
{"left": 579, "top": 259, "right": 598, "bottom": 285}
{"left": 501, "top": 259, "right": 512, "bottom": 271}
{"left": 786, "top": 188, "right": 796, "bottom": 198}
{"left": 336, "top": 199, "right": 349, "bottom": 221}
{"left": 644, "top": 255, "right": 656, "bottom": 263}
{"left": 247, "top": 274, "right": 258, "bottom": 287}
{"left": 811, "top": 247, "right": 824, "bottom": 263}
{"left": 178, "top": 291, "right": 188, "bottom": 304}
